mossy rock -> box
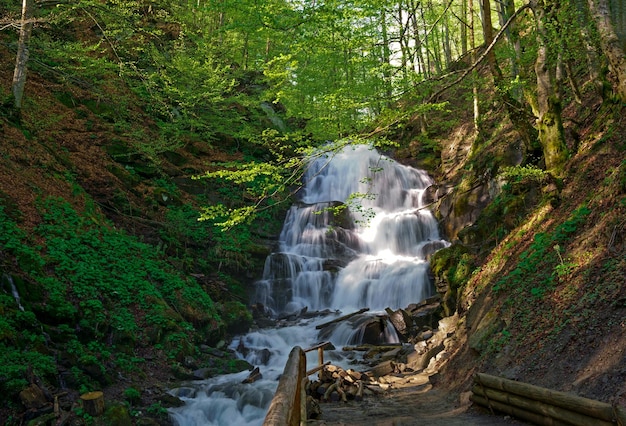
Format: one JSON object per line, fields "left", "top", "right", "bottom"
{"left": 107, "top": 165, "right": 141, "bottom": 187}
{"left": 96, "top": 403, "right": 132, "bottom": 426}
{"left": 221, "top": 301, "right": 253, "bottom": 335}
{"left": 104, "top": 139, "right": 136, "bottom": 160}
{"left": 430, "top": 245, "right": 475, "bottom": 315}
{"left": 161, "top": 150, "right": 188, "bottom": 166}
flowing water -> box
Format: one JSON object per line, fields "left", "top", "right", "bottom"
{"left": 2, "top": 273, "right": 25, "bottom": 312}
{"left": 169, "top": 143, "right": 448, "bottom": 426}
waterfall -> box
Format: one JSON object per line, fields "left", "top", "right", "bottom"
{"left": 2, "top": 273, "right": 25, "bottom": 311}
{"left": 170, "top": 143, "right": 448, "bottom": 426}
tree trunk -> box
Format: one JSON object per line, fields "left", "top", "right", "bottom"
{"left": 530, "top": 0, "right": 568, "bottom": 174}
{"left": 480, "top": 0, "right": 538, "bottom": 156}
{"left": 587, "top": 0, "right": 626, "bottom": 100}
{"left": 461, "top": 0, "right": 468, "bottom": 55}
{"left": 12, "top": 0, "right": 34, "bottom": 111}
{"left": 481, "top": 0, "right": 503, "bottom": 81}
{"left": 380, "top": 8, "right": 393, "bottom": 102}
{"left": 80, "top": 391, "right": 105, "bottom": 417}
{"left": 469, "top": 0, "right": 480, "bottom": 132}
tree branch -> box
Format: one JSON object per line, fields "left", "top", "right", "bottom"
{"left": 428, "top": 3, "right": 531, "bottom": 102}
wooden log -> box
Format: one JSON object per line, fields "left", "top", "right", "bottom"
{"left": 472, "top": 385, "right": 614, "bottom": 426}
{"left": 474, "top": 373, "right": 616, "bottom": 422}
{"left": 615, "top": 405, "right": 626, "bottom": 426}
{"left": 323, "top": 383, "right": 338, "bottom": 401}
{"left": 80, "top": 391, "right": 104, "bottom": 417}
{"left": 345, "top": 384, "right": 359, "bottom": 399}
{"left": 300, "top": 378, "right": 307, "bottom": 422}
{"left": 335, "top": 379, "right": 347, "bottom": 403}
{"left": 342, "top": 344, "right": 401, "bottom": 352}
{"left": 263, "top": 346, "right": 305, "bottom": 426}
{"left": 316, "top": 308, "right": 369, "bottom": 329}
{"left": 303, "top": 341, "right": 331, "bottom": 353}
{"left": 355, "top": 381, "right": 364, "bottom": 401}
{"left": 346, "top": 369, "right": 363, "bottom": 381}
{"left": 306, "top": 361, "right": 331, "bottom": 377}
{"left": 470, "top": 394, "right": 570, "bottom": 426}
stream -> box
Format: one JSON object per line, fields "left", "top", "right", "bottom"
{"left": 168, "top": 143, "right": 448, "bottom": 426}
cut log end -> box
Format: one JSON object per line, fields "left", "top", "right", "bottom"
{"left": 80, "top": 391, "right": 105, "bottom": 417}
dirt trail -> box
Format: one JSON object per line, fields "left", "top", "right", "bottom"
{"left": 308, "top": 372, "right": 526, "bottom": 426}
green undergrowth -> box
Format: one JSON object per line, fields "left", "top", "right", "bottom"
{"left": 493, "top": 204, "right": 591, "bottom": 296}
{"left": 0, "top": 196, "right": 240, "bottom": 403}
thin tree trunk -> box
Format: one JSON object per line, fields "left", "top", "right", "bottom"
{"left": 410, "top": 1, "right": 427, "bottom": 76}
{"left": 380, "top": 8, "right": 393, "bottom": 101}
{"left": 480, "top": 0, "right": 538, "bottom": 158}
{"left": 12, "top": 0, "right": 34, "bottom": 111}
{"left": 469, "top": 0, "right": 480, "bottom": 132}
{"left": 587, "top": 0, "right": 626, "bottom": 100}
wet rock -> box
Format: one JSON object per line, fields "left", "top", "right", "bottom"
{"left": 242, "top": 367, "right": 262, "bottom": 384}
{"left": 192, "top": 367, "right": 213, "bottom": 380}
{"left": 385, "top": 307, "right": 413, "bottom": 339}
{"left": 359, "top": 317, "right": 387, "bottom": 345}
{"left": 169, "top": 387, "right": 197, "bottom": 398}
{"left": 159, "top": 393, "right": 186, "bottom": 408}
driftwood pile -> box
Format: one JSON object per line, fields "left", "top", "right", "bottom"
{"left": 304, "top": 363, "right": 393, "bottom": 419}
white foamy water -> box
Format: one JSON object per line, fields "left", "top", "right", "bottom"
{"left": 169, "top": 143, "right": 448, "bottom": 425}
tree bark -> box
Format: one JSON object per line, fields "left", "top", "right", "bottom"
{"left": 530, "top": 0, "right": 569, "bottom": 174}
{"left": 12, "top": 0, "right": 34, "bottom": 111}
{"left": 469, "top": 0, "right": 480, "bottom": 132}
{"left": 587, "top": 0, "right": 626, "bottom": 101}
{"left": 480, "top": 0, "right": 538, "bottom": 155}
{"left": 80, "top": 391, "right": 105, "bottom": 417}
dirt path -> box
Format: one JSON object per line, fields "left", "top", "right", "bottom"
{"left": 308, "top": 372, "right": 527, "bottom": 426}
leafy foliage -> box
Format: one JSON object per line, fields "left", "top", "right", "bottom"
{"left": 0, "top": 199, "right": 224, "bottom": 400}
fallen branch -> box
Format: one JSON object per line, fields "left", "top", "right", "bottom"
{"left": 315, "top": 308, "right": 369, "bottom": 330}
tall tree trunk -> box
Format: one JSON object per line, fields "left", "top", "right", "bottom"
{"left": 409, "top": 0, "right": 427, "bottom": 76}
{"left": 481, "top": 0, "right": 538, "bottom": 156}
{"left": 481, "top": 0, "right": 503, "bottom": 81}
{"left": 461, "top": 0, "right": 468, "bottom": 55}
{"left": 587, "top": 0, "right": 626, "bottom": 100}
{"left": 380, "top": 8, "right": 393, "bottom": 101}
{"left": 469, "top": 0, "right": 480, "bottom": 132}
{"left": 12, "top": 0, "right": 34, "bottom": 111}
{"left": 530, "top": 0, "right": 569, "bottom": 174}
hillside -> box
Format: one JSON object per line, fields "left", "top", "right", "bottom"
{"left": 0, "top": 46, "right": 280, "bottom": 424}
{"left": 1, "top": 2, "right": 626, "bottom": 425}
{"left": 428, "top": 85, "right": 626, "bottom": 407}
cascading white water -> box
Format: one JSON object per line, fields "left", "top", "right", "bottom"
{"left": 2, "top": 273, "right": 25, "bottom": 312}
{"left": 169, "top": 143, "right": 448, "bottom": 426}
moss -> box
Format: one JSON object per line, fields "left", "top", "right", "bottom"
{"left": 221, "top": 301, "right": 253, "bottom": 335}
{"left": 430, "top": 245, "right": 475, "bottom": 315}
{"left": 98, "top": 403, "right": 132, "bottom": 426}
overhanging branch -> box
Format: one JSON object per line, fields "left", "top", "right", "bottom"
{"left": 428, "top": 3, "right": 532, "bottom": 103}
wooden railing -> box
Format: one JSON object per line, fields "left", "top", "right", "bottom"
{"left": 471, "top": 373, "right": 626, "bottom": 426}
{"left": 263, "top": 342, "right": 331, "bottom": 426}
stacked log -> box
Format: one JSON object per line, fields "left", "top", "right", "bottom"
{"left": 471, "top": 373, "right": 626, "bottom": 426}
{"left": 306, "top": 364, "right": 376, "bottom": 409}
